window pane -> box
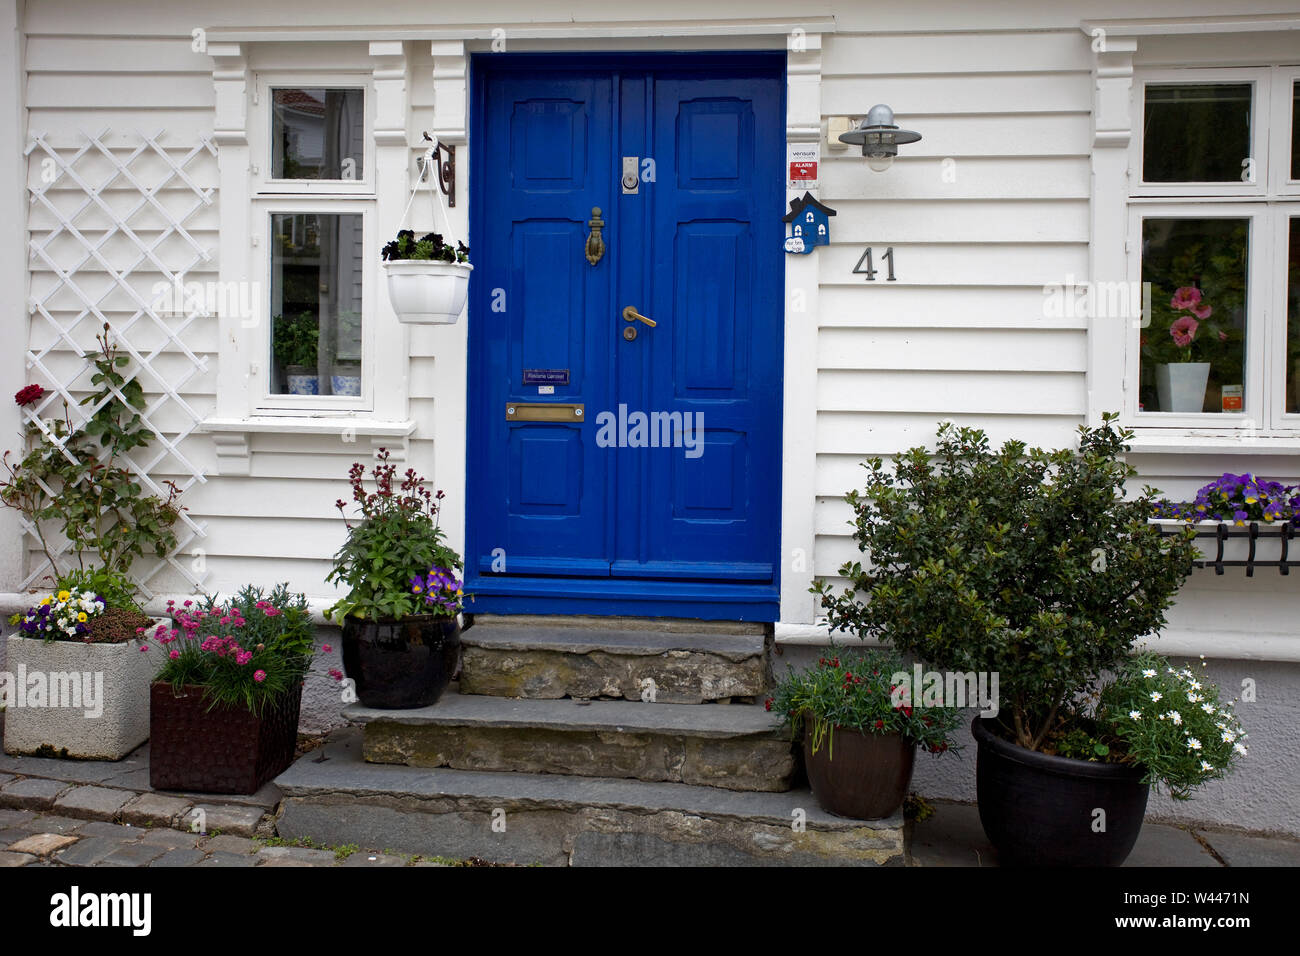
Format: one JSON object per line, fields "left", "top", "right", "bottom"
{"left": 1288, "top": 218, "right": 1300, "bottom": 414}
{"left": 1292, "top": 81, "right": 1299, "bottom": 181}
{"left": 1139, "top": 218, "right": 1249, "bottom": 414}
{"left": 1143, "top": 84, "right": 1252, "bottom": 183}
{"left": 272, "top": 88, "right": 364, "bottom": 180}
{"left": 270, "top": 213, "right": 363, "bottom": 396}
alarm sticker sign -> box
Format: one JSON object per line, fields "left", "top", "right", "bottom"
{"left": 788, "top": 144, "right": 819, "bottom": 188}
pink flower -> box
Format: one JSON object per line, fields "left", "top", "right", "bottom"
{"left": 1218, "top": 330, "right": 1228, "bottom": 341}
{"left": 264, "top": 607, "right": 281, "bottom": 617}
{"left": 1191, "top": 303, "right": 1212, "bottom": 320}
{"left": 322, "top": 644, "right": 332, "bottom": 653}
{"left": 236, "top": 651, "right": 253, "bottom": 665}
{"left": 138, "top": 645, "right": 149, "bottom": 652}
{"left": 1170, "top": 286, "right": 1202, "bottom": 310}
{"left": 182, "top": 600, "right": 193, "bottom": 607}
{"left": 169, "top": 649, "right": 180, "bottom": 659}
{"left": 253, "top": 670, "right": 267, "bottom": 683}
{"left": 219, "top": 616, "right": 231, "bottom": 625}
{"left": 329, "top": 668, "right": 344, "bottom": 682}
{"left": 1170, "top": 315, "right": 1198, "bottom": 348}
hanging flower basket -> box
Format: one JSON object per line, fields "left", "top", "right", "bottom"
{"left": 383, "top": 258, "right": 473, "bottom": 325}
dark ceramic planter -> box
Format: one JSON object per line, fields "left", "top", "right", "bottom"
{"left": 341, "top": 614, "right": 461, "bottom": 709}
{"left": 973, "top": 716, "right": 1150, "bottom": 867}
{"left": 802, "top": 723, "right": 915, "bottom": 819}
{"left": 149, "top": 682, "right": 302, "bottom": 794}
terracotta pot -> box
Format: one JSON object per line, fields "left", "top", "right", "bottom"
{"left": 973, "top": 716, "right": 1149, "bottom": 867}
{"left": 802, "top": 723, "right": 915, "bottom": 819}
{"left": 149, "top": 682, "right": 302, "bottom": 794}
{"left": 341, "top": 614, "right": 461, "bottom": 709}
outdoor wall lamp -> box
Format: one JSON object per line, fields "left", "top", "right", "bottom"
{"left": 838, "top": 104, "right": 921, "bottom": 172}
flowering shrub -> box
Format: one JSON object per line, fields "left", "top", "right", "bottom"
{"left": 1153, "top": 472, "right": 1300, "bottom": 526}
{"left": 150, "top": 584, "right": 314, "bottom": 713}
{"left": 1097, "top": 653, "right": 1247, "bottom": 800}
{"left": 325, "top": 449, "right": 462, "bottom": 621}
{"left": 14, "top": 384, "right": 45, "bottom": 406}
{"left": 409, "top": 565, "right": 463, "bottom": 616}
{"left": 15, "top": 587, "right": 106, "bottom": 641}
{"left": 769, "top": 649, "right": 961, "bottom": 758}
{"left": 381, "top": 230, "right": 469, "bottom": 264}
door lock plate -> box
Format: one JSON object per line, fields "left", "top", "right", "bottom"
{"left": 623, "top": 326, "right": 637, "bottom": 341}
{"left": 622, "top": 156, "right": 639, "bottom": 194}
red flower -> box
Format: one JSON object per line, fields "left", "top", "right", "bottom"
{"left": 874, "top": 720, "right": 884, "bottom": 730}
{"left": 14, "top": 384, "right": 45, "bottom": 406}
{"left": 764, "top": 698, "right": 773, "bottom": 712}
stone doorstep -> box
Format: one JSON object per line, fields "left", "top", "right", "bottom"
{"left": 458, "top": 622, "right": 770, "bottom": 704}
{"left": 351, "top": 696, "right": 795, "bottom": 792}
{"left": 273, "top": 729, "right": 902, "bottom": 867}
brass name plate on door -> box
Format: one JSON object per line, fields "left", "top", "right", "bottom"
{"left": 505, "top": 403, "right": 585, "bottom": 422}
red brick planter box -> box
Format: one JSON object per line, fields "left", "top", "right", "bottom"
{"left": 149, "top": 682, "right": 302, "bottom": 794}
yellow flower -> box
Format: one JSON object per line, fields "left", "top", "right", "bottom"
{"left": 57, "top": 590, "right": 70, "bottom": 602}
{"left": 39, "top": 596, "right": 53, "bottom": 606}
{"left": 77, "top": 612, "right": 88, "bottom": 623}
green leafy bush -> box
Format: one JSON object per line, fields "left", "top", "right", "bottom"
{"left": 272, "top": 312, "right": 320, "bottom": 368}
{"left": 813, "top": 414, "right": 1198, "bottom": 754}
{"left": 0, "top": 329, "right": 184, "bottom": 601}
{"left": 325, "top": 449, "right": 462, "bottom": 621}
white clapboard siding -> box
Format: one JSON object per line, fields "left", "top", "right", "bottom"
{"left": 819, "top": 241, "right": 1089, "bottom": 287}
{"left": 818, "top": 328, "right": 1087, "bottom": 373}
{"left": 822, "top": 31, "right": 1092, "bottom": 76}
{"left": 829, "top": 199, "right": 1089, "bottom": 243}
{"left": 815, "top": 285, "right": 1088, "bottom": 330}
{"left": 818, "top": 156, "right": 1091, "bottom": 201}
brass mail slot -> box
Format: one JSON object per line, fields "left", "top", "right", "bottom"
{"left": 505, "top": 402, "right": 585, "bottom": 422}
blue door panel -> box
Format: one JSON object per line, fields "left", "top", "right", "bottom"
{"left": 467, "top": 54, "right": 783, "bottom": 618}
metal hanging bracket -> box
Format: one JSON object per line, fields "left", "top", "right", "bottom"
{"left": 419, "top": 131, "right": 456, "bottom": 208}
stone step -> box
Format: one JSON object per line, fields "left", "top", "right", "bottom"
{"left": 346, "top": 692, "right": 794, "bottom": 793}
{"left": 459, "top": 616, "right": 772, "bottom": 704}
{"left": 274, "top": 729, "right": 903, "bottom": 867}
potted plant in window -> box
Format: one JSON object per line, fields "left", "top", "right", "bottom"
{"left": 1, "top": 333, "right": 183, "bottom": 759}
{"left": 272, "top": 311, "right": 320, "bottom": 395}
{"left": 814, "top": 415, "right": 1208, "bottom": 865}
{"left": 147, "top": 584, "right": 315, "bottom": 793}
{"left": 325, "top": 448, "right": 464, "bottom": 708}
{"left": 769, "top": 648, "right": 961, "bottom": 819}
{"left": 381, "top": 230, "right": 471, "bottom": 325}
{"left": 1146, "top": 286, "right": 1224, "bottom": 413}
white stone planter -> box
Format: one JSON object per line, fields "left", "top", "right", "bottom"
{"left": 384, "top": 259, "right": 472, "bottom": 325}
{"left": 2, "top": 625, "right": 162, "bottom": 760}
{"left": 1149, "top": 518, "right": 1294, "bottom": 568}
{"left": 1155, "top": 362, "right": 1210, "bottom": 413}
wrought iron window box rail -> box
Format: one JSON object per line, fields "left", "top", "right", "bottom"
{"left": 1153, "top": 521, "right": 1298, "bottom": 576}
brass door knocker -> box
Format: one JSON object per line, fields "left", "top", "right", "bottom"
{"left": 585, "top": 207, "right": 605, "bottom": 266}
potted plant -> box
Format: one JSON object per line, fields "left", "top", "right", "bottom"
{"left": 381, "top": 230, "right": 471, "bottom": 325}
{"left": 325, "top": 448, "right": 464, "bottom": 708}
{"left": 814, "top": 414, "right": 1206, "bottom": 865}
{"left": 147, "top": 584, "right": 314, "bottom": 794}
{"left": 769, "top": 649, "right": 960, "bottom": 819}
{"left": 1, "top": 332, "right": 183, "bottom": 760}
{"left": 1143, "top": 286, "right": 1227, "bottom": 412}
{"left": 272, "top": 311, "right": 320, "bottom": 395}
{"left": 329, "top": 309, "right": 362, "bottom": 396}
{"left": 1152, "top": 471, "right": 1300, "bottom": 564}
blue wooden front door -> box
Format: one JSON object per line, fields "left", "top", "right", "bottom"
{"left": 467, "top": 54, "right": 784, "bottom": 620}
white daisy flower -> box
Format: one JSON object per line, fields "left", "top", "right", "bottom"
{"left": 1200, "top": 761, "right": 1214, "bottom": 772}
{"left": 1187, "top": 738, "right": 1202, "bottom": 751}
{"left": 1167, "top": 711, "right": 1183, "bottom": 725}
{"left": 1150, "top": 691, "right": 1163, "bottom": 702}
{"left": 1201, "top": 703, "right": 1215, "bottom": 714}
{"left": 1141, "top": 669, "right": 1157, "bottom": 678}
{"left": 1189, "top": 680, "right": 1201, "bottom": 691}
{"left": 1221, "top": 731, "right": 1235, "bottom": 743}
{"left": 1233, "top": 743, "right": 1248, "bottom": 756}
{"left": 1187, "top": 693, "right": 1202, "bottom": 703}
{"left": 1128, "top": 710, "right": 1141, "bottom": 720}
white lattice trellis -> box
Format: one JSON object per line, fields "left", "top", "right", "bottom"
{"left": 20, "top": 128, "right": 216, "bottom": 597}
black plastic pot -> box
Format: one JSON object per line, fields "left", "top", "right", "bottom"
{"left": 802, "top": 724, "right": 915, "bottom": 819}
{"left": 973, "top": 716, "right": 1150, "bottom": 867}
{"left": 341, "top": 614, "right": 461, "bottom": 709}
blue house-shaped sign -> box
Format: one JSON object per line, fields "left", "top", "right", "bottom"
{"left": 782, "top": 191, "right": 836, "bottom": 255}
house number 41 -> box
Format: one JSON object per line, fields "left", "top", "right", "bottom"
{"left": 853, "top": 246, "right": 897, "bottom": 281}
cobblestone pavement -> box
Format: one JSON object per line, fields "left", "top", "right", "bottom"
{"left": 0, "top": 807, "right": 453, "bottom": 867}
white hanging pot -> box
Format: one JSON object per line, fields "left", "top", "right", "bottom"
{"left": 1155, "top": 362, "right": 1210, "bottom": 413}
{"left": 384, "top": 259, "right": 473, "bottom": 325}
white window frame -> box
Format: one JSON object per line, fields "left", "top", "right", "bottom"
{"left": 1120, "top": 63, "right": 1300, "bottom": 437}
{"left": 1130, "top": 67, "right": 1270, "bottom": 199}
{"left": 252, "top": 72, "right": 376, "bottom": 196}
{"left": 252, "top": 198, "right": 376, "bottom": 415}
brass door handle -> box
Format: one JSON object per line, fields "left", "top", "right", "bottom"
{"left": 622, "top": 306, "right": 656, "bottom": 327}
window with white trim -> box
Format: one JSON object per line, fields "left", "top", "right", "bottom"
{"left": 1126, "top": 66, "right": 1300, "bottom": 431}
{"left": 251, "top": 74, "right": 376, "bottom": 411}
